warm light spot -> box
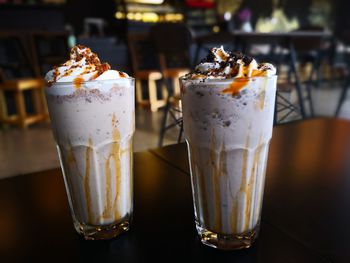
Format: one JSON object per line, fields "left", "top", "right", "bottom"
{"left": 212, "top": 26, "right": 220, "bottom": 33}
{"left": 164, "top": 14, "right": 175, "bottom": 21}
{"left": 115, "top": 12, "right": 125, "bottom": 19}
{"left": 142, "top": 12, "right": 159, "bottom": 22}
{"left": 116, "top": 11, "right": 182, "bottom": 22}
{"left": 126, "top": 0, "right": 164, "bottom": 4}
{"left": 163, "top": 13, "right": 184, "bottom": 22}
{"left": 175, "top": 13, "right": 184, "bottom": 21}
{"left": 127, "top": 13, "right": 135, "bottom": 20}
{"left": 134, "top": 13, "right": 143, "bottom": 21}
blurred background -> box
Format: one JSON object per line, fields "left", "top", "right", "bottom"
{"left": 1, "top": 0, "right": 350, "bottom": 178}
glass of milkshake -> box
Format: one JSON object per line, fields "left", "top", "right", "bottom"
{"left": 180, "top": 47, "right": 277, "bottom": 249}
{"left": 45, "top": 45, "right": 134, "bottom": 240}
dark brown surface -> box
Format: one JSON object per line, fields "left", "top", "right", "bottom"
{"left": 1, "top": 118, "right": 349, "bottom": 262}
{"left": 263, "top": 118, "right": 350, "bottom": 262}
{"left": 151, "top": 118, "right": 350, "bottom": 262}
{"left": 0, "top": 152, "right": 326, "bottom": 263}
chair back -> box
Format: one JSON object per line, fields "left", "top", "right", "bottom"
{"left": 128, "top": 33, "right": 160, "bottom": 73}
{"left": 0, "top": 33, "right": 37, "bottom": 80}
{"left": 30, "top": 32, "right": 69, "bottom": 76}
{"left": 149, "top": 23, "right": 193, "bottom": 70}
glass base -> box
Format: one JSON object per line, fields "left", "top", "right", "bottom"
{"left": 74, "top": 217, "right": 131, "bottom": 240}
{"left": 196, "top": 222, "right": 259, "bottom": 250}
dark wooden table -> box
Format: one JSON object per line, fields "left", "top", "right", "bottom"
{"left": 1, "top": 118, "right": 350, "bottom": 262}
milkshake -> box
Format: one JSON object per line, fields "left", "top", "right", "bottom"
{"left": 45, "top": 45, "right": 134, "bottom": 240}
{"left": 181, "top": 47, "right": 276, "bottom": 249}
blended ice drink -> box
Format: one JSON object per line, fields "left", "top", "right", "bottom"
{"left": 45, "top": 45, "right": 134, "bottom": 240}
{"left": 181, "top": 47, "right": 277, "bottom": 249}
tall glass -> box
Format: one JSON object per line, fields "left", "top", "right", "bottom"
{"left": 181, "top": 76, "right": 277, "bottom": 249}
{"left": 45, "top": 78, "right": 134, "bottom": 240}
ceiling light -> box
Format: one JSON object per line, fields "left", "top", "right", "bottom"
{"left": 126, "top": 0, "right": 164, "bottom": 4}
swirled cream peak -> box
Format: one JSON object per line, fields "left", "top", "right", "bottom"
{"left": 45, "top": 45, "right": 128, "bottom": 86}
{"left": 187, "top": 46, "right": 276, "bottom": 80}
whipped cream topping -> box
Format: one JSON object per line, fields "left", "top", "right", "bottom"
{"left": 186, "top": 46, "right": 276, "bottom": 80}
{"left": 45, "top": 45, "right": 128, "bottom": 86}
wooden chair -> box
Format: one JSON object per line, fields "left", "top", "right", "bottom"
{"left": 150, "top": 23, "right": 192, "bottom": 96}
{"left": 128, "top": 33, "right": 167, "bottom": 112}
{"left": 0, "top": 33, "right": 48, "bottom": 129}
{"left": 149, "top": 23, "right": 193, "bottom": 146}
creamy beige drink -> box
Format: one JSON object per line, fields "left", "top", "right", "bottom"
{"left": 45, "top": 45, "right": 134, "bottom": 240}
{"left": 181, "top": 47, "right": 276, "bottom": 249}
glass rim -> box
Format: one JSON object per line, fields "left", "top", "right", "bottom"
{"left": 179, "top": 75, "right": 277, "bottom": 83}
{"left": 45, "top": 76, "right": 135, "bottom": 87}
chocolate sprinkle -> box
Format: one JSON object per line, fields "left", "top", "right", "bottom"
{"left": 184, "top": 46, "right": 274, "bottom": 80}
{"left": 242, "top": 56, "right": 253, "bottom": 66}
{"left": 199, "top": 49, "right": 254, "bottom": 72}
{"left": 206, "top": 52, "right": 216, "bottom": 62}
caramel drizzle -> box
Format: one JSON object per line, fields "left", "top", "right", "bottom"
{"left": 112, "top": 128, "right": 122, "bottom": 221}
{"left": 256, "top": 78, "right": 268, "bottom": 110}
{"left": 231, "top": 200, "right": 238, "bottom": 233}
{"left": 89, "top": 63, "right": 111, "bottom": 80}
{"left": 191, "top": 144, "right": 209, "bottom": 226}
{"left": 244, "top": 137, "right": 262, "bottom": 230}
{"left": 73, "top": 77, "right": 84, "bottom": 89}
{"left": 257, "top": 93, "right": 265, "bottom": 110}
{"left": 222, "top": 77, "right": 250, "bottom": 96}
{"left": 53, "top": 67, "right": 60, "bottom": 82}
{"left": 65, "top": 142, "right": 81, "bottom": 203}
{"left": 245, "top": 136, "right": 263, "bottom": 230}
{"left": 103, "top": 157, "right": 112, "bottom": 219}
{"left": 211, "top": 132, "right": 229, "bottom": 232}
{"left": 217, "top": 49, "right": 228, "bottom": 61}
{"left": 252, "top": 69, "right": 265, "bottom": 77}
{"left": 210, "top": 132, "right": 221, "bottom": 232}
{"left": 222, "top": 68, "right": 267, "bottom": 96}
{"left": 230, "top": 134, "right": 265, "bottom": 233}
{"left": 118, "top": 71, "right": 127, "bottom": 78}
{"left": 84, "top": 138, "right": 93, "bottom": 223}
{"left": 231, "top": 134, "right": 250, "bottom": 232}
{"left": 63, "top": 69, "right": 73, "bottom": 77}
{"left": 102, "top": 114, "right": 122, "bottom": 221}
{"left": 239, "top": 135, "right": 250, "bottom": 192}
